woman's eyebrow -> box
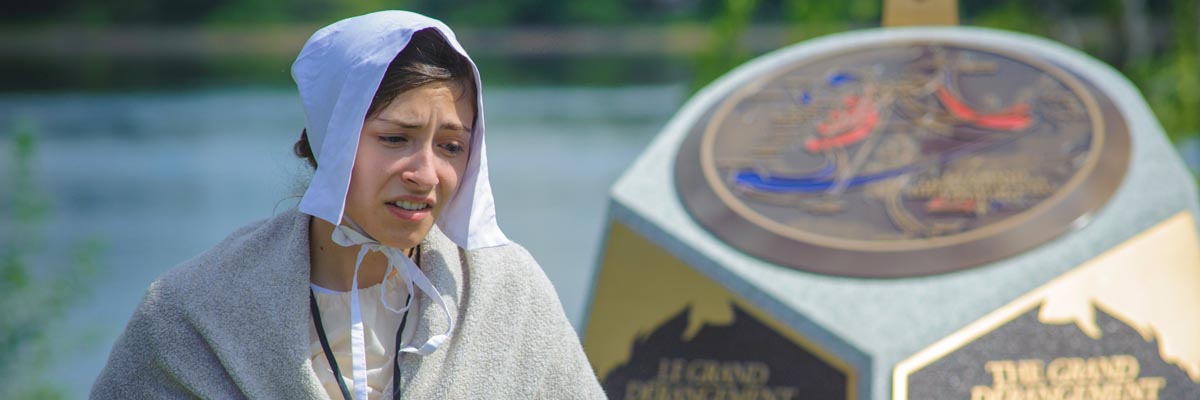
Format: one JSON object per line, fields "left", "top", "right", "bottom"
{"left": 444, "top": 122, "right": 473, "bottom": 132}
{"left": 374, "top": 117, "right": 424, "bottom": 129}
{"left": 375, "top": 117, "right": 472, "bottom": 132}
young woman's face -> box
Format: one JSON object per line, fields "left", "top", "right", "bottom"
{"left": 344, "top": 81, "right": 474, "bottom": 249}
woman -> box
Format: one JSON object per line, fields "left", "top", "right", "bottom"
{"left": 92, "top": 11, "right": 605, "bottom": 399}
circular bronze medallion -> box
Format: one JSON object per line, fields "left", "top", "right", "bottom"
{"left": 675, "top": 39, "right": 1130, "bottom": 278}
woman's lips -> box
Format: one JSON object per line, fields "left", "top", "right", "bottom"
{"left": 386, "top": 203, "right": 431, "bottom": 221}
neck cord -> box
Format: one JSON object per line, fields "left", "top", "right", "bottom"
{"left": 310, "top": 245, "right": 419, "bottom": 400}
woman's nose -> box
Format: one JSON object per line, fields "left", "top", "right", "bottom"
{"left": 400, "top": 145, "right": 438, "bottom": 189}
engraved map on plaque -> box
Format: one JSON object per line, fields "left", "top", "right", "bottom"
{"left": 905, "top": 304, "right": 1199, "bottom": 399}
{"left": 675, "top": 42, "right": 1130, "bottom": 277}
{"left": 603, "top": 305, "right": 847, "bottom": 400}
{"left": 894, "top": 212, "right": 1200, "bottom": 399}
{"left": 584, "top": 223, "right": 858, "bottom": 400}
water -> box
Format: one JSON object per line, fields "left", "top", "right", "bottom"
{"left": 0, "top": 85, "right": 685, "bottom": 396}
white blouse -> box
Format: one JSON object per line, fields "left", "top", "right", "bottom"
{"left": 308, "top": 272, "right": 420, "bottom": 400}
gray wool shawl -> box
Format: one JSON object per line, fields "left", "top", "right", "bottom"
{"left": 91, "top": 208, "right": 606, "bottom": 399}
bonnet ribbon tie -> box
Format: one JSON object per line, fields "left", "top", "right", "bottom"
{"left": 330, "top": 222, "right": 455, "bottom": 400}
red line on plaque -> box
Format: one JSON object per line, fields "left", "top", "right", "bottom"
{"left": 807, "top": 88, "right": 880, "bottom": 152}
{"left": 935, "top": 86, "right": 1031, "bottom": 131}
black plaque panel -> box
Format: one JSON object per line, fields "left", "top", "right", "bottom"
{"left": 603, "top": 304, "right": 848, "bottom": 400}
{"left": 907, "top": 305, "right": 1200, "bottom": 399}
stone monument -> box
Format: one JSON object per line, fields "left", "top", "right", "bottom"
{"left": 582, "top": 1, "right": 1200, "bottom": 399}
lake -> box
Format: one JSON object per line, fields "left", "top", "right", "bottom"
{"left": 0, "top": 85, "right": 685, "bottom": 397}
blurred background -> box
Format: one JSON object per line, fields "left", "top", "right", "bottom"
{"left": 1, "top": 0, "right": 1197, "bottom": 397}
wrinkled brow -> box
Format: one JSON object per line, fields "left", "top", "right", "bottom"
{"left": 374, "top": 117, "right": 472, "bottom": 132}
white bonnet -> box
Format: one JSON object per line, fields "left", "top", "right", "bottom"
{"left": 292, "top": 10, "right": 508, "bottom": 250}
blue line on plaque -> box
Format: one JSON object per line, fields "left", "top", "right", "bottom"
{"left": 828, "top": 72, "right": 856, "bottom": 87}
{"left": 799, "top": 91, "right": 813, "bottom": 105}
{"left": 739, "top": 158, "right": 837, "bottom": 184}
{"left": 733, "top": 165, "right": 916, "bottom": 193}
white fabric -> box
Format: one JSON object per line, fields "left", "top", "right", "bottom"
{"left": 291, "top": 10, "right": 509, "bottom": 250}
{"left": 309, "top": 274, "right": 420, "bottom": 399}
{"left": 331, "top": 223, "right": 455, "bottom": 357}
{"left": 322, "top": 221, "right": 454, "bottom": 400}
{"left": 323, "top": 220, "right": 455, "bottom": 400}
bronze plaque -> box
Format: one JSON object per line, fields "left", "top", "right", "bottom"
{"left": 675, "top": 41, "right": 1130, "bottom": 277}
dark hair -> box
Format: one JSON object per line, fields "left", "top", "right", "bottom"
{"left": 294, "top": 28, "right": 476, "bottom": 169}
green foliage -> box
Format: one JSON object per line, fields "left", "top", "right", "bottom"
{"left": 0, "top": 120, "right": 103, "bottom": 399}
{"left": 204, "top": 0, "right": 292, "bottom": 26}
{"left": 691, "top": 0, "right": 885, "bottom": 93}
{"left": 1128, "top": 0, "right": 1200, "bottom": 141}
{"left": 420, "top": 1, "right": 528, "bottom": 26}
{"left": 1131, "top": 52, "right": 1200, "bottom": 142}
{"left": 691, "top": 0, "right": 759, "bottom": 93}
{"left": 969, "top": 0, "right": 1048, "bottom": 35}
{"left": 562, "top": 0, "right": 628, "bottom": 25}
{"left": 413, "top": 0, "right": 628, "bottom": 26}
{"left": 781, "top": 0, "right": 878, "bottom": 45}
{"left": 332, "top": 0, "right": 403, "bottom": 21}
{"left": 781, "top": 0, "right": 878, "bottom": 25}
